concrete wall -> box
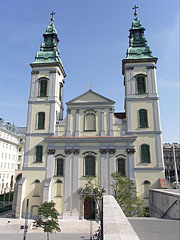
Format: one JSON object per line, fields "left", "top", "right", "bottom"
{"left": 149, "top": 189, "right": 180, "bottom": 219}
{"left": 103, "top": 195, "right": 140, "bottom": 240}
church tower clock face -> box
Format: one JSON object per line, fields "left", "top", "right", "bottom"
{"left": 14, "top": 8, "right": 165, "bottom": 220}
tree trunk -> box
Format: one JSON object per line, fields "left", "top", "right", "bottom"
{"left": 47, "top": 232, "right": 50, "bottom": 240}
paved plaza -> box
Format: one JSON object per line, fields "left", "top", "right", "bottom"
{"left": 0, "top": 217, "right": 179, "bottom": 240}
{"left": 129, "top": 217, "right": 180, "bottom": 240}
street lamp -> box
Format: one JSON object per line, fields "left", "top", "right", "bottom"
{"left": 173, "top": 143, "right": 179, "bottom": 188}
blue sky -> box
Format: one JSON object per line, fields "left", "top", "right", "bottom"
{"left": 0, "top": 0, "right": 179, "bottom": 143}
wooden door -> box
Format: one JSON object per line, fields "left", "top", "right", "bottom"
{"left": 84, "top": 198, "right": 95, "bottom": 220}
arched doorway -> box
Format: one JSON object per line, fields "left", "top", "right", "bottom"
{"left": 84, "top": 197, "right": 95, "bottom": 220}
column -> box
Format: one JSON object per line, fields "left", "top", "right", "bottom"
{"left": 109, "top": 150, "right": 115, "bottom": 195}
{"left": 23, "top": 135, "right": 31, "bottom": 168}
{"left": 46, "top": 150, "right": 55, "bottom": 178}
{"left": 156, "top": 134, "right": 164, "bottom": 168}
{"left": 125, "top": 70, "right": 131, "bottom": 94}
{"left": 49, "top": 71, "right": 56, "bottom": 98}
{"left": 49, "top": 103, "right": 55, "bottom": 134}
{"left": 109, "top": 110, "right": 114, "bottom": 136}
{"left": 30, "top": 71, "right": 38, "bottom": 98}
{"left": 100, "top": 150, "right": 107, "bottom": 190}
{"left": 75, "top": 110, "right": 79, "bottom": 136}
{"left": 126, "top": 101, "right": 132, "bottom": 132}
{"left": 101, "top": 111, "right": 105, "bottom": 136}
{"left": 66, "top": 110, "right": 71, "bottom": 136}
{"left": 147, "top": 67, "right": 153, "bottom": 94}
{"left": 64, "top": 150, "right": 72, "bottom": 212}
{"left": 72, "top": 150, "right": 79, "bottom": 216}
{"left": 130, "top": 68, "right": 135, "bottom": 95}
{"left": 43, "top": 150, "right": 55, "bottom": 202}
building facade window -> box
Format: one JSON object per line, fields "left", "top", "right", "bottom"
{"left": 56, "top": 159, "right": 64, "bottom": 176}
{"left": 141, "top": 144, "right": 151, "bottom": 163}
{"left": 117, "top": 158, "right": 125, "bottom": 176}
{"left": 39, "top": 79, "right": 47, "bottom": 97}
{"left": 85, "top": 155, "right": 95, "bottom": 176}
{"left": 37, "top": 112, "right": 45, "bottom": 129}
{"left": 139, "top": 109, "right": 148, "bottom": 128}
{"left": 35, "top": 146, "right": 43, "bottom": 162}
{"left": 136, "top": 75, "right": 146, "bottom": 94}
{"left": 56, "top": 179, "right": 63, "bottom": 196}
{"left": 34, "top": 179, "right": 40, "bottom": 196}
{"left": 59, "top": 83, "right": 63, "bottom": 102}
{"left": 144, "top": 180, "right": 151, "bottom": 198}
{"left": 84, "top": 113, "right": 96, "bottom": 131}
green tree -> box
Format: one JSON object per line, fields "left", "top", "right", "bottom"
{"left": 111, "top": 172, "right": 143, "bottom": 217}
{"left": 80, "top": 177, "right": 105, "bottom": 220}
{"left": 33, "top": 201, "right": 61, "bottom": 240}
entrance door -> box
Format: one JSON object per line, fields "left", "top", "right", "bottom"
{"left": 84, "top": 198, "right": 95, "bottom": 220}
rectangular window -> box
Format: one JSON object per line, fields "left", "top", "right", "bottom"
{"left": 36, "top": 146, "right": 43, "bottom": 162}
{"left": 56, "top": 159, "right": 63, "bottom": 176}
{"left": 137, "top": 76, "right": 146, "bottom": 94}
{"left": 139, "top": 109, "right": 148, "bottom": 128}
{"left": 38, "top": 112, "right": 45, "bottom": 129}
{"left": 85, "top": 156, "right": 95, "bottom": 176}
{"left": 141, "top": 145, "right": 150, "bottom": 163}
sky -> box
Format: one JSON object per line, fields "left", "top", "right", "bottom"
{"left": 0, "top": 0, "right": 179, "bottom": 143}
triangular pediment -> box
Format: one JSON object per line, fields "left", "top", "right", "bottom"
{"left": 66, "top": 90, "right": 115, "bottom": 106}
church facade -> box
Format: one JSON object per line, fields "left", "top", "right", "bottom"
{"left": 14, "top": 11, "right": 165, "bottom": 219}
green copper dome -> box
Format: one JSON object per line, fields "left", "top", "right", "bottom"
{"left": 126, "top": 16, "right": 153, "bottom": 59}
{"left": 33, "top": 20, "right": 63, "bottom": 65}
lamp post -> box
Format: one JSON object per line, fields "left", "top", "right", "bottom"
{"left": 173, "top": 143, "right": 179, "bottom": 188}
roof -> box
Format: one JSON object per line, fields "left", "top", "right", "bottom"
{"left": 114, "top": 112, "right": 126, "bottom": 119}
{"left": 66, "top": 89, "right": 115, "bottom": 106}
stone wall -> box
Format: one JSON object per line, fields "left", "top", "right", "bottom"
{"left": 149, "top": 189, "right": 180, "bottom": 219}
{"left": 103, "top": 195, "right": 140, "bottom": 240}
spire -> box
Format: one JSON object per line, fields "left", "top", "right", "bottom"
{"left": 33, "top": 12, "right": 63, "bottom": 65}
{"left": 126, "top": 6, "right": 153, "bottom": 59}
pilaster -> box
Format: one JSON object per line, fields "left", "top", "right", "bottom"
{"left": 75, "top": 110, "right": 79, "bottom": 136}
{"left": 109, "top": 150, "right": 116, "bottom": 195}
{"left": 72, "top": 149, "right": 79, "bottom": 216}
{"left": 101, "top": 111, "right": 105, "bottom": 136}
{"left": 109, "top": 111, "right": 114, "bottom": 136}
{"left": 66, "top": 110, "right": 71, "bottom": 136}
{"left": 126, "top": 147, "right": 136, "bottom": 183}
{"left": 64, "top": 150, "right": 72, "bottom": 212}
{"left": 100, "top": 149, "right": 107, "bottom": 190}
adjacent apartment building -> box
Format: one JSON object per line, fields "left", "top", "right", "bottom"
{"left": 0, "top": 118, "right": 25, "bottom": 193}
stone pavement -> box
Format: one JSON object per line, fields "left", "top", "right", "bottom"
{"left": 0, "top": 217, "right": 99, "bottom": 233}
{"left": 128, "top": 217, "right": 180, "bottom": 240}
{"left": 0, "top": 216, "right": 180, "bottom": 240}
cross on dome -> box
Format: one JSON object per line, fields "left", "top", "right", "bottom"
{"left": 133, "top": 5, "right": 138, "bottom": 17}
{"left": 50, "top": 11, "right": 56, "bottom": 21}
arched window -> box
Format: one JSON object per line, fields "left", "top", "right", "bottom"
{"left": 141, "top": 144, "right": 150, "bottom": 163}
{"left": 37, "top": 112, "right": 45, "bottom": 129}
{"left": 136, "top": 75, "right": 146, "bottom": 94}
{"left": 84, "top": 113, "right": 96, "bottom": 131}
{"left": 144, "top": 180, "right": 151, "bottom": 198}
{"left": 36, "top": 146, "right": 43, "bottom": 162}
{"left": 139, "top": 109, "right": 148, "bottom": 128}
{"left": 39, "top": 79, "right": 47, "bottom": 97}
{"left": 56, "top": 179, "right": 63, "bottom": 196}
{"left": 117, "top": 158, "right": 125, "bottom": 176}
{"left": 34, "top": 179, "right": 40, "bottom": 196}
{"left": 85, "top": 155, "right": 95, "bottom": 176}
{"left": 56, "top": 159, "right": 64, "bottom": 176}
